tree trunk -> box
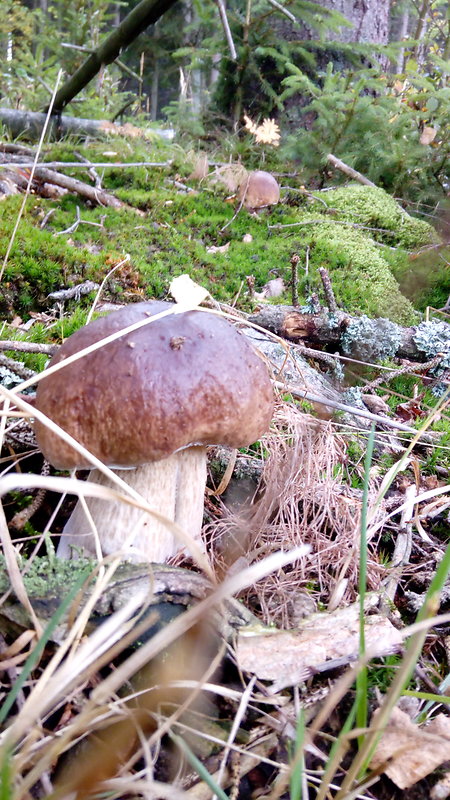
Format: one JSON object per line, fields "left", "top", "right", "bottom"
{"left": 319, "top": 0, "right": 390, "bottom": 46}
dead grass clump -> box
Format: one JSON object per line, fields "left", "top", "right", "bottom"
{"left": 208, "top": 403, "right": 386, "bottom": 627}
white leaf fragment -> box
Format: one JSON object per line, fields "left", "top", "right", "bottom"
{"left": 169, "top": 274, "right": 210, "bottom": 311}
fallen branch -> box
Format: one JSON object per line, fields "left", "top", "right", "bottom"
{"left": 47, "top": 281, "right": 100, "bottom": 301}
{"left": 248, "top": 304, "right": 450, "bottom": 364}
{"left": 326, "top": 153, "right": 377, "bottom": 188}
{"left": 0, "top": 341, "right": 59, "bottom": 356}
{"left": 0, "top": 160, "right": 172, "bottom": 170}
{"left": 33, "top": 166, "right": 125, "bottom": 209}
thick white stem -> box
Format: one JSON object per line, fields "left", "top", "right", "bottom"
{"left": 57, "top": 447, "right": 207, "bottom": 563}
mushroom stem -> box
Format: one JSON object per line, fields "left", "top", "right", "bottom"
{"left": 57, "top": 446, "right": 207, "bottom": 563}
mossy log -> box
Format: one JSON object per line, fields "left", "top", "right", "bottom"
{"left": 249, "top": 305, "right": 450, "bottom": 365}
{"left": 0, "top": 559, "right": 255, "bottom": 644}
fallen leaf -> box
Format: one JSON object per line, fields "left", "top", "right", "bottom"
{"left": 206, "top": 242, "right": 231, "bottom": 254}
{"left": 396, "top": 396, "right": 425, "bottom": 421}
{"left": 170, "top": 274, "right": 210, "bottom": 310}
{"left": 237, "top": 597, "right": 402, "bottom": 691}
{"left": 420, "top": 126, "right": 437, "bottom": 145}
{"left": 242, "top": 234, "right": 253, "bottom": 243}
{"left": 370, "top": 707, "right": 450, "bottom": 789}
{"left": 361, "top": 394, "right": 390, "bottom": 415}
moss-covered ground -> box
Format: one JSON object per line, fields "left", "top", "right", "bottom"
{"left": 0, "top": 135, "right": 443, "bottom": 336}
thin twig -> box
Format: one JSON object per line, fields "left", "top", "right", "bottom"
{"left": 0, "top": 161, "right": 172, "bottom": 169}
{"left": 220, "top": 176, "right": 249, "bottom": 232}
{"left": 40, "top": 208, "right": 56, "bottom": 228}
{"left": 272, "top": 381, "right": 419, "bottom": 434}
{"left": 216, "top": 0, "right": 237, "bottom": 60}
{"left": 318, "top": 267, "right": 338, "bottom": 313}
{"left": 364, "top": 354, "right": 445, "bottom": 392}
{"left": 268, "top": 220, "right": 393, "bottom": 234}
{"left": 48, "top": 281, "right": 100, "bottom": 303}
{"left": 291, "top": 253, "right": 299, "bottom": 307}
{"left": 266, "top": 0, "right": 298, "bottom": 23}
{"left": 53, "top": 208, "right": 105, "bottom": 236}
{"left": 327, "top": 154, "right": 377, "bottom": 188}
{"left": 0, "top": 355, "right": 35, "bottom": 380}
{"left": 0, "top": 341, "right": 59, "bottom": 356}
{"left": 9, "top": 461, "right": 50, "bottom": 530}
{"left": 74, "top": 150, "right": 102, "bottom": 189}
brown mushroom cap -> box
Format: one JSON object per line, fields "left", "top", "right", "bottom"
{"left": 237, "top": 170, "right": 280, "bottom": 211}
{"left": 35, "top": 301, "right": 274, "bottom": 470}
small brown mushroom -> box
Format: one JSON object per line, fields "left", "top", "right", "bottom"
{"left": 237, "top": 170, "right": 280, "bottom": 212}
{"left": 34, "top": 301, "right": 274, "bottom": 563}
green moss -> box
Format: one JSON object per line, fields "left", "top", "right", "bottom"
{"left": 307, "top": 220, "right": 419, "bottom": 324}
{"left": 319, "top": 185, "right": 437, "bottom": 249}
{"left": 0, "top": 143, "right": 440, "bottom": 327}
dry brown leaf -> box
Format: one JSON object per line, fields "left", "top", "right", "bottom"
{"left": 361, "top": 394, "right": 390, "bottom": 415}
{"left": 420, "top": 126, "right": 437, "bottom": 145}
{"left": 370, "top": 707, "right": 450, "bottom": 789}
{"left": 237, "top": 597, "right": 402, "bottom": 690}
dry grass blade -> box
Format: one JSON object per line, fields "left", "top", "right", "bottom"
{"left": 0, "top": 502, "right": 42, "bottom": 636}
{"left": 209, "top": 404, "right": 385, "bottom": 624}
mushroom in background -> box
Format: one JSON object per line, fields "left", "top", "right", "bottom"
{"left": 237, "top": 170, "right": 280, "bottom": 213}
{"left": 34, "top": 301, "right": 274, "bottom": 563}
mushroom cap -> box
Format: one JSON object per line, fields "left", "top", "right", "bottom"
{"left": 237, "top": 171, "right": 280, "bottom": 211}
{"left": 34, "top": 301, "right": 274, "bottom": 469}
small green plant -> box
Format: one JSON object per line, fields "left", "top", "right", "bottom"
{"left": 281, "top": 61, "right": 450, "bottom": 206}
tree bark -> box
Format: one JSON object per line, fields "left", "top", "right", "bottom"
{"left": 48, "top": 0, "right": 180, "bottom": 114}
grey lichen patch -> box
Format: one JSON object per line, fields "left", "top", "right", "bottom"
{"left": 0, "top": 554, "right": 95, "bottom": 598}
{"left": 342, "top": 386, "right": 365, "bottom": 407}
{"left": 413, "top": 321, "right": 450, "bottom": 366}
{"left": 320, "top": 185, "right": 437, "bottom": 249}
{"left": 341, "top": 316, "right": 402, "bottom": 362}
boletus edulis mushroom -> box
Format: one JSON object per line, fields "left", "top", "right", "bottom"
{"left": 237, "top": 170, "right": 280, "bottom": 212}
{"left": 34, "top": 301, "right": 274, "bottom": 562}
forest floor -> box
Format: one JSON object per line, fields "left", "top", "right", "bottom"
{"left": 1, "top": 129, "right": 450, "bottom": 800}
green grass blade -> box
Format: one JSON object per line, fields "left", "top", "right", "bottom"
{"left": 0, "top": 749, "right": 12, "bottom": 800}
{"left": 168, "top": 732, "right": 229, "bottom": 800}
{"left": 356, "top": 424, "right": 375, "bottom": 746}
{"left": 290, "top": 707, "right": 306, "bottom": 800}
